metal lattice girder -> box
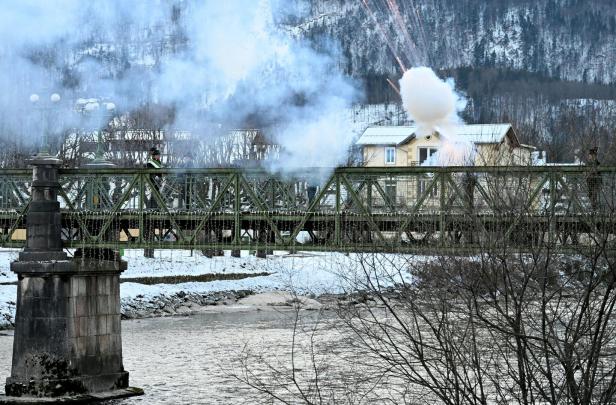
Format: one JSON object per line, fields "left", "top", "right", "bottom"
{"left": 0, "top": 166, "right": 614, "bottom": 253}
{"left": 0, "top": 171, "right": 30, "bottom": 244}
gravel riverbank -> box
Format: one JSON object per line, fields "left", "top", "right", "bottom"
{"left": 122, "top": 290, "right": 325, "bottom": 320}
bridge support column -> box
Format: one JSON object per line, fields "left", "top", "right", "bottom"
{"left": 255, "top": 224, "right": 268, "bottom": 259}
{"left": 1, "top": 156, "right": 142, "bottom": 403}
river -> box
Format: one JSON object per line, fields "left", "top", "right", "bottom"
{"left": 0, "top": 308, "right": 324, "bottom": 404}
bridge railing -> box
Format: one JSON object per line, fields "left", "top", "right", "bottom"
{"left": 0, "top": 166, "right": 614, "bottom": 252}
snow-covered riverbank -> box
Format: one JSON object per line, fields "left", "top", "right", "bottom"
{"left": 0, "top": 248, "right": 359, "bottom": 328}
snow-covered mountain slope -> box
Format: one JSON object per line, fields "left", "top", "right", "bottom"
{"left": 302, "top": 0, "right": 616, "bottom": 84}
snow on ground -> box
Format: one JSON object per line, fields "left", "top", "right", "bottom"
{"left": 0, "top": 247, "right": 431, "bottom": 328}
{"left": 120, "top": 256, "right": 339, "bottom": 300}
{"left": 119, "top": 249, "right": 348, "bottom": 299}
{"left": 0, "top": 284, "right": 16, "bottom": 327}
{"left": 0, "top": 248, "right": 353, "bottom": 285}
{"left": 0, "top": 248, "right": 19, "bottom": 284}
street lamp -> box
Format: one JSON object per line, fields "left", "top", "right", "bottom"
{"left": 81, "top": 99, "right": 116, "bottom": 167}
{"left": 30, "top": 92, "right": 61, "bottom": 156}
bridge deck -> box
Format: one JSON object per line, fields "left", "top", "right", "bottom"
{"left": 0, "top": 166, "right": 614, "bottom": 254}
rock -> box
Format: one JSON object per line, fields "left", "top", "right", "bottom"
{"left": 236, "top": 290, "right": 253, "bottom": 299}
{"left": 176, "top": 306, "right": 192, "bottom": 314}
{"left": 238, "top": 292, "right": 322, "bottom": 310}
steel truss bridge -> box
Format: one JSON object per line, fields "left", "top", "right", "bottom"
{"left": 0, "top": 166, "right": 614, "bottom": 254}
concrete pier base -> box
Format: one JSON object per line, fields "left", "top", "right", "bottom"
{"left": 5, "top": 256, "right": 131, "bottom": 398}
{"left": 0, "top": 387, "right": 144, "bottom": 404}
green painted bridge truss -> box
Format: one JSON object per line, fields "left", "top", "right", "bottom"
{"left": 0, "top": 166, "right": 614, "bottom": 254}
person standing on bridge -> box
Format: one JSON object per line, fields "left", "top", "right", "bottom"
{"left": 586, "top": 147, "right": 602, "bottom": 211}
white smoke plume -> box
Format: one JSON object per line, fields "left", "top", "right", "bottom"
{"left": 399, "top": 67, "right": 473, "bottom": 166}
{"left": 0, "top": 0, "right": 360, "bottom": 170}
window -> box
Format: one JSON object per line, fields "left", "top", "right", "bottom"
{"left": 418, "top": 147, "right": 439, "bottom": 198}
{"left": 385, "top": 146, "right": 396, "bottom": 164}
{"left": 418, "top": 147, "right": 438, "bottom": 165}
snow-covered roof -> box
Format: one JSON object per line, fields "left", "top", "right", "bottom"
{"left": 357, "top": 124, "right": 517, "bottom": 146}
{"left": 355, "top": 126, "right": 416, "bottom": 145}
{"left": 454, "top": 124, "right": 515, "bottom": 144}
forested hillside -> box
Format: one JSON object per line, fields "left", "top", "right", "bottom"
{"left": 297, "top": 0, "right": 616, "bottom": 161}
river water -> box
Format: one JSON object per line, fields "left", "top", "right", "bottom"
{"left": 0, "top": 309, "right": 328, "bottom": 404}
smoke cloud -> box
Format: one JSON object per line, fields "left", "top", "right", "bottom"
{"left": 399, "top": 67, "right": 473, "bottom": 165}
{"left": 0, "top": 0, "right": 360, "bottom": 170}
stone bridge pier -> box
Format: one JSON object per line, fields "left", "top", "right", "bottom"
{"left": 1, "top": 156, "right": 142, "bottom": 403}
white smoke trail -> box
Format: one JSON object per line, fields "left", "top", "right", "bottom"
{"left": 399, "top": 67, "right": 473, "bottom": 166}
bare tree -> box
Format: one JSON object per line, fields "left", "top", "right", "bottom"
{"left": 234, "top": 172, "right": 616, "bottom": 404}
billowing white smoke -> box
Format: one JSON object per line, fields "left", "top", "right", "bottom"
{"left": 399, "top": 67, "right": 473, "bottom": 166}
{"left": 0, "top": 0, "right": 359, "bottom": 171}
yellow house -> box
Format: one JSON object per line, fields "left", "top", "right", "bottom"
{"left": 356, "top": 124, "right": 538, "bottom": 209}
{"left": 357, "top": 124, "right": 534, "bottom": 167}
